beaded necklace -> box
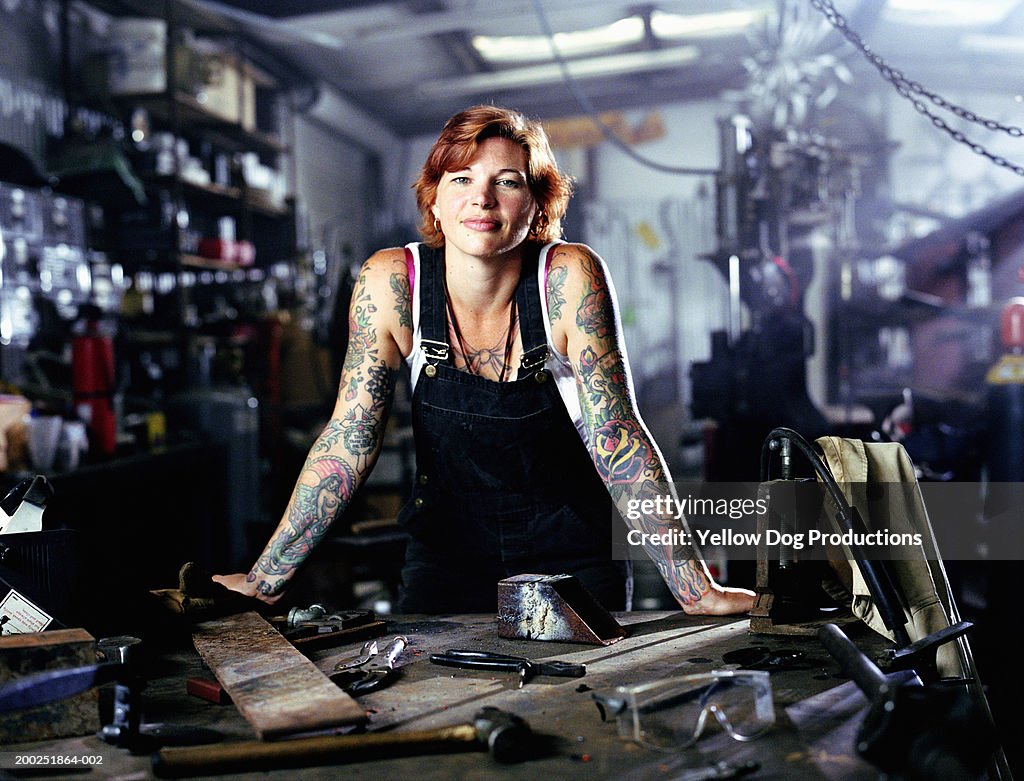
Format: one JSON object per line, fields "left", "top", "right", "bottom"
{"left": 443, "top": 271, "right": 518, "bottom": 382}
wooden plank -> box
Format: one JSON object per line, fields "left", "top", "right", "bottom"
{"left": 192, "top": 611, "right": 366, "bottom": 739}
{"left": 0, "top": 628, "right": 100, "bottom": 742}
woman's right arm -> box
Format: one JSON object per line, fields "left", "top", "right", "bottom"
{"left": 213, "top": 249, "right": 410, "bottom": 602}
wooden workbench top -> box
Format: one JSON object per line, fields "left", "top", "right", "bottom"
{"left": 2, "top": 612, "right": 888, "bottom": 780}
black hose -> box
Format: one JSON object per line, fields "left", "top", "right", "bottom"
{"left": 762, "top": 427, "right": 911, "bottom": 646}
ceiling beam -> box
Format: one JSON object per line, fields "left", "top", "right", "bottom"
{"left": 195, "top": 0, "right": 387, "bottom": 18}
{"left": 302, "top": 83, "right": 402, "bottom": 155}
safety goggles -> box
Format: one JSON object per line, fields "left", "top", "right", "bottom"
{"left": 593, "top": 670, "right": 775, "bottom": 750}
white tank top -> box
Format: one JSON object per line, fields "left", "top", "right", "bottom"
{"left": 404, "top": 241, "right": 586, "bottom": 440}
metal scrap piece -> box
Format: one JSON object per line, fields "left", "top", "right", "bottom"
{"left": 496, "top": 574, "right": 626, "bottom": 645}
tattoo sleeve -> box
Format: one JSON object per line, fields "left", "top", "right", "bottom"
{"left": 248, "top": 260, "right": 398, "bottom": 597}
{"left": 568, "top": 248, "right": 711, "bottom": 606}
{"left": 391, "top": 272, "right": 412, "bottom": 329}
{"left": 546, "top": 264, "right": 567, "bottom": 320}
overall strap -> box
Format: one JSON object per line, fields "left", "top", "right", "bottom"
{"left": 416, "top": 242, "right": 550, "bottom": 374}
{"left": 516, "top": 243, "right": 550, "bottom": 376}
{"left": 416, "top": 244, "right": 451, "bottom": 364}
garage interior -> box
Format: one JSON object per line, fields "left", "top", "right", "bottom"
{"left": 2, "top": 1, "right": 1023, "bottom": 779}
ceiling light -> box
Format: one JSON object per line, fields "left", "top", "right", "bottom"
{"left": 473, "top": 17, "right": 644, "bottom": 63}
{"left": 420, "top": 45, "right": 700, "bottom": 99}
{"left": 650, "top": 9, "right": 768, "bottom": 39}
{"left": 884, "top": 0, "right": 1017, "bottom": 27}
{"left": 960, "top": 33, "right": 1024, "bottom": 55}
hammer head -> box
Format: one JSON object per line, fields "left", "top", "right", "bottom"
{"left": 473, "top": 706, "right": 532, "bottom": 763}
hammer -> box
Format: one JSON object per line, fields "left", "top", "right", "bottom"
{"left": 152, "top": 706, "right": 532, "bottom": 777}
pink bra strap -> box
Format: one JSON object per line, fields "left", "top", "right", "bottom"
{"left": 404, "top": 247, "right": 415, "bottom": 294}
{"left": 543, "top": 243, "right": 556, "bottom": 291}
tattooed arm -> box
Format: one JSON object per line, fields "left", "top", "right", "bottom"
{"left": 213, "top": 249, "right": 410, "bottom": 603}
{"left": 549, "top": 243, "right": 754, "bottom": 616}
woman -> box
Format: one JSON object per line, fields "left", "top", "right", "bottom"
{"left": 215, "top": 105, "right": 753, "bottom": 615}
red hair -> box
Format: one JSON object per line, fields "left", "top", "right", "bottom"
{"left": 414, "top": 105, "right": 574, "bottom": 248}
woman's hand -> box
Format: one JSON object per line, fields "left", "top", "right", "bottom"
{"left": 211, "top": 573, "right": 283, "bottom": 605}
{"left": 678, "top": 583, "right": 756, "bottom": 616}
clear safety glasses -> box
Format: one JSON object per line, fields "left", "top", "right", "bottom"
{"left": 593, "top": 670, "right": 776, "bottom": 750}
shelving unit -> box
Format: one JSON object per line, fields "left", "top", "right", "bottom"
{"left": 47, "top": 2, "right": 318, "bottom": 558}
{"left": 64, "top": 2, "right": 297, "bottom": 249}
{"left": 56, "top": 0, "right": 306, "bottom": 397}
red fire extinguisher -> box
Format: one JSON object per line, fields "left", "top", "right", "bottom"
{"left": 71, "top": 308, "right": 117, "bottom": 457}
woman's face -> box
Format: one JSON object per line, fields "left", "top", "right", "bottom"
{"left": 431, "top": 136, "right": 538, "bottom": 261}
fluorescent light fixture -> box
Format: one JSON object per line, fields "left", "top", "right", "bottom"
{"left": 961, "top": 32, "right": 1024, "bottom": 55}
{"left": 650, "top": 9, "right": 767, "bottom": 39}
{"left": 884, "top": 0, "right": 1017, "bottom": 27}
{"left": 473, "top": 17, "right": 644, "bottom": 63}
{"left": 420, "top": 45, "right": 700, "bottom": 99}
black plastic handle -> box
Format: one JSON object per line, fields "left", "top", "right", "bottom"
{"left": 429, "top": 651, "right": 526, "bottom": 674}
{"left": 430, "top": 650, "right": 585, "bottom": 678}
{"left": 534, "top": 660, "right": 586, "bottom": 678}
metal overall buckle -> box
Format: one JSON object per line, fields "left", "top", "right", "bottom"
{"left": 520, "top": 345, "right": 549, "bottom": 373}
{"left": 420, "top": 339, "right": 449, "bottom": 377}
{"left": 420, "top": 339, "right": 449, "bottom": 362}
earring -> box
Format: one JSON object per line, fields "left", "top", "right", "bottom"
{"left": 434, "top": 217, "right": 441, "bottom": 233}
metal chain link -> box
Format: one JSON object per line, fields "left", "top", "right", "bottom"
{"left": 810, "top": 0, "right": 1024, "bottom": 177}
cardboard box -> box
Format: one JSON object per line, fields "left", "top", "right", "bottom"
{"left": 105, "top": 23, "right": 256, "bottom": 130}
{"left": 0, "top": 395, "right": 30, "bottom": 471}
{"left": 107, "top": 18, "right": 168, "bottom": 95}
{"left": 194, "top": 52, "right": 256, "bottom": 130}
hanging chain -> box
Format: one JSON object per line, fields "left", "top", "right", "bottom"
{"left": 810, "top": 0, "right": 1024, "bottom": 177}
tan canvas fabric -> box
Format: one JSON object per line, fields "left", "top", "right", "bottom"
{"left": 816, "top": 436, "right": 960, "bottom": 678}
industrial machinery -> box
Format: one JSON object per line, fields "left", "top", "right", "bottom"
{"left": 690, "top": 115, "right": 859, "bottom": 481}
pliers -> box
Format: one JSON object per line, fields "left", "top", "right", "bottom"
{"left": 429, "top": 649, "right": 586, "bottom": 688}
{"left": 329, "top": 635, "right": 408, "bottom": 695}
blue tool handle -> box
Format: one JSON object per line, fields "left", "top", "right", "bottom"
{"left": 0, "top": 662, "right": 121, "bottom": 712}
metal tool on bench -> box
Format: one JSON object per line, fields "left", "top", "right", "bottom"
{"left": 279, "top": 605, "right": 387, "bottom": 651}
{"left": 818, "top": 622, "right": 996, "bottom": 780}
{"left": 152, "top": 705, "right": 533, "bottom": 777}
{"left": 497, "top": 573, "right": 626, "bottom": 645}
{"left": 429, "top": 649, "right": 586, "bottom": 688}
{"left": 333, "top": 637, "right": 383, "bottom": 671}
{"left": 329, "top": 635, "right": 408, "bottom": 695}
{"left": 285, "top": 605, "right": 377, "bottom": 635}
{"left": 880, "top": 620, "right": 975, "bottom": 684}
{"left": 0, "top": 638, "right": 125, "bottom": 716}
{"left": 0, "top": 635, "right": 220, "bottom": 750}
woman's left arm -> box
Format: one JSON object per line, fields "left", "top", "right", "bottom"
{"left": 549, "top": 243, "right": 753, "bottom": 615}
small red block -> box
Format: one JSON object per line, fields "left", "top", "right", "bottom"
{"left": 186, "top": 676, "right": 231, "bottom": 704}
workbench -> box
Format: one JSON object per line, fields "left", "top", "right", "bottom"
{"left": 3, "top": 612, "right": 895, "bottom": 780}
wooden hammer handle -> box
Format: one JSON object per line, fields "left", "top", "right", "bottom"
{"left": 153, "top": 724, "right": 480, "bottom": 777}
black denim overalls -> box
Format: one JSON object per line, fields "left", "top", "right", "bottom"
{"left": 395, "top": 243, "right": 631, "bottom": 613}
